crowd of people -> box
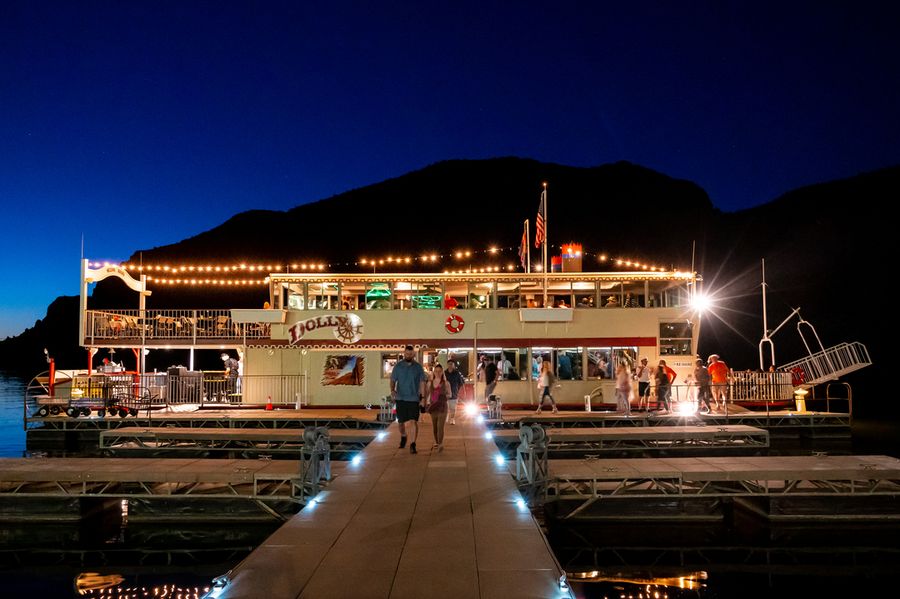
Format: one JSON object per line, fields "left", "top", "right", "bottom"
{"left": 388, "top": 346, "right": 736, "bottom": 454}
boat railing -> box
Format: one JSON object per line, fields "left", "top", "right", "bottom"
{"left": 25, "top": 371, "right": 307, "bottom": 419}
{"left": 85, "top": 309, "right": 272, "bottom": 343}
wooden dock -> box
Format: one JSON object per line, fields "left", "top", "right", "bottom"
{"left": 212, "top": 418, "right": 571, "bottom": 599}
{"left": 492, "top": 425, "right": 769, "bottom": 454}
{"left": 99, "top": 427, "right": 377, "bottom": 455}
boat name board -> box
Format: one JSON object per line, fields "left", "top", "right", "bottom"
{"left": 288, "top": 313, "right": 364, "bottom": 345}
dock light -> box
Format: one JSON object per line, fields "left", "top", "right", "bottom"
{"left": 476, "top": 414, "right": 485, "bottom": 424}
{"left": 516, "top": 497, "right": 527, "bottom": 511}
{"left": 464, "top": 402, "right": 478, "bottom": 416}
{"left": 495, "top": 454, "right": 505, "bottom": 466}
{"left": 484, "top": 431, "right": 493, "bottom": 440}
{"left": 691, "top": 293, "right": 712, "bottom": 313}
{"left": 558, "top": 574, "right": 569, "bottom": 592}
{"left": 678, "top": 402, "right": 697, "bottom": 417}
{"left": 377, "top": 431, "right": 387, "bottom": 441}
{"left": 351, "top": 455, "right": 362, "bottom": 466}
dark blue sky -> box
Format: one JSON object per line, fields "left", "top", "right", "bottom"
{"left": 2, "top": 1, "right": 899, "bottom": 338}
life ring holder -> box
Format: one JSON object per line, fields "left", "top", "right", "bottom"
{"left": 445, "top": 314, "right": 465, "bottom": 334}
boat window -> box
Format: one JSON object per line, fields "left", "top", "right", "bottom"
{"left": 286, "top": 283, "right": 305, "bottom": 310}
{"left": 469, "top": 281, "right": 493, "bottom": 309}
{"left": 307, "top": 282, "right": 339, "bottom": 310}
{"left": 340, "top": 282, "right": 364, "bottom": 310}
{"left": 573, "top": 281, "right": 596, "bottom": 308}
{"left": 520, "top": 280, "right": 545, "bottom": 308}
{"left": 445, "top": 348, "right": 471, "bottom": 381}
{"left": 412, "top": 282, "right": 443, "bottom": 309}
{"left": 444, "top": 281, "right": 468, "bottom": 309}
{"left": 660, "top": 321, "right": 693, "bottom": 355}
{"left": 662, "top": 281, "right": 690, "bottom": 307}
{"left": 610, "top": 346, "right": 639, "bottom": 374}
{"left": 555, "top": 347, "right": 583, "bottom": 380}
{"left": 496, "top": 281, "right": 521, "bottom": 308}
{"left": 622, "top": 282, "right": 645, "bottom": 307}
{"left": 548, "top": 281, "right": 572, "bottom": 308}
{"left": 498, "top": 348, "right": 529, "bottom": 380}
{"left": 381, "top": 352, "right": 399, "bottom": 378}
{"left": 587, "top": 348, "right": 612, "bottom": 379}
{"left": 600, "top": 282, "right": 622, "bottom": 308}
{"left": 393, "top": 281, "right": 414, "bottom": 310}
{"left": 365, "top": 283, "right": 392, "bottom": 310}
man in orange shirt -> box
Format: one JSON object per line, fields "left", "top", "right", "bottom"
{"left": 707, "top": 354, "right": 729, "bottom": 410}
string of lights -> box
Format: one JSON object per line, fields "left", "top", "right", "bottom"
{"left": 88, "top": 243, "right": 686, "bottom": 287}
{"left": 91, "top": 244, "right": 680, "bottom": 274}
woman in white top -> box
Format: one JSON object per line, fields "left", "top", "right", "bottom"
{"left": 615, "top": 362, "right": 632, "bottom": 416}
{"left": 535, "top": 361, "right": 558, "bottom": 414}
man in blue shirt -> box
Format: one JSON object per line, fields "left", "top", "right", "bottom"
{"left": 390, "top": 345, "right": 426, "bottom": 453}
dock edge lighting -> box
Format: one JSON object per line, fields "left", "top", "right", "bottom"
{"left": 484, "top": 431, "right": 493, "bottom": 440}
{"left": 351, "top": 455, "right": 362, "bottom": 466}
{"left": 376, "top": 431, "right": 387, "bottom": 441}
{"left": 464, "top": 402, "right": 478, "bottom": 416}
{"left": 559, "top": 574, "right": 569, "bottom": 592}
{"left": 476, "top": 414, "right": 485, "bottom": 424}
{"left": 494, "top": 454, "right": 505, "bottom": 466}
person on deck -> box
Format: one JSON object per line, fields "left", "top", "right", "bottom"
{"left": 390, "top": 345, "right": 426, "bottom": 454}
{"left": 655, "top": 359, "right": 677, "bottom": 412}
{"left": 445, "top": 359, "right": 466, "bottom": 425}
{"left": 425, "top": 363, "right": 451, "bottom": 451}
{"left": 708, "top": 354, "right": 729, "bottom": 410}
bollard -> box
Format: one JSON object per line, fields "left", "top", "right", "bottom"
{"left": 584, "top": 394, "right": 592, "bottom": 412}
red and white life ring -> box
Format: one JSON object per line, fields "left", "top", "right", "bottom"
{"left": 445, "top": 314, "right": 465, "bottom": 334}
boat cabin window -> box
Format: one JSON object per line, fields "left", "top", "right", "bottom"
{"left": 622, "top": 282, "right": 645, "bottom": 307}
{"left": 381, "top": 352, "right": 399, "bottom": 378}
{"left": 444, "top": 281, "right": 468, "bottom": 309}
{"left": 495, "top": 348, "right": 528, "bottom": 380}
{"left": 366, "top": 283, "right": 392, "bottom": 310}
{"left": 340, "top": 282, "right": 364, "bottom": 310}
{"left": 496, "top": 281, "right": 521, "bottom": 308}
{"left": 412, "top": 283, "right": 443, "bottom": 309}
{"left": 548, "top": 281, "right": 572, "bottom": 308}
{"left": 573, "top": 282, "right": 596, "bottom": 308}
{"left": 286, "top": 283, "right": 305, "bottom": 310}
{"left": 519, "top": 280, "right": 545, "bottom": 308}
{"left": 307, "top": 282, "right": 339, "bottom": 310}
{"left": 660, "top": 321, "right": 693, "bottom": 355}
{"left": 600, "top": 282, "right": 622, "bottom": 308}
{"left": 532, "top": 348, "right": 583, "bottom": 381}
{"left": 469, "top": 282, "right": 493, "bottom": 309}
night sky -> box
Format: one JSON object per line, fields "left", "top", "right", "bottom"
{"left": 2, "top": 1, "right": 899, "bottom": 338}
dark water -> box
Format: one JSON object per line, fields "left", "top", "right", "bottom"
{"left": 0, "top": 373, "right": 275, "bottom": 596}
{"left": 4, "top": 372, "right": 900, "bottom": 597}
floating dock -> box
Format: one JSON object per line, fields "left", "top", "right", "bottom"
{"left": 492, "top": 424, "right": 769, "bottom": 455}
{"left": 541, "top": 455, "right": 900, "bottom": 520}
{"left": 99, "top": 427, "right": 377, "bottom": 456}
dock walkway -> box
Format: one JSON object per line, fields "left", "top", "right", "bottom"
{"left": 215, "top": 416, "right": 569, "bottom": 599}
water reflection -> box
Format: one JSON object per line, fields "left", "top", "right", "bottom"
{"left": 552, "top": 520, "right": 900, "bottom": 598}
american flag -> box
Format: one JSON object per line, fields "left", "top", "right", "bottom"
{"left": 519, "top": 220, "right": 528, "bottom": 268}
{"left": 534, "top": 189, "right": 546, "bottom": 248}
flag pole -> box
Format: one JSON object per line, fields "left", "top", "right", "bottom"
{"left": 526, "top": 219, "right": 531, "bottom": 274}
{"left": 542, "top": 182, "right": 548, "bottom": 307}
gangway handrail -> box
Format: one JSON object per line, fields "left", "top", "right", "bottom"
{"left": 780, "top": 341, "right": 871, "bottom": 388}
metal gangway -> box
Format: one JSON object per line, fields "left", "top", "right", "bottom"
{"left": 758, "top": 260, "right": 872, "bottom": 390}
{"left": 780, "top": 341, "right": 872, "bottom": 388}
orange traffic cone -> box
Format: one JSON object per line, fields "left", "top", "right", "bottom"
{"left": 265, "top": 395, "right": 273, "bottom": 411}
